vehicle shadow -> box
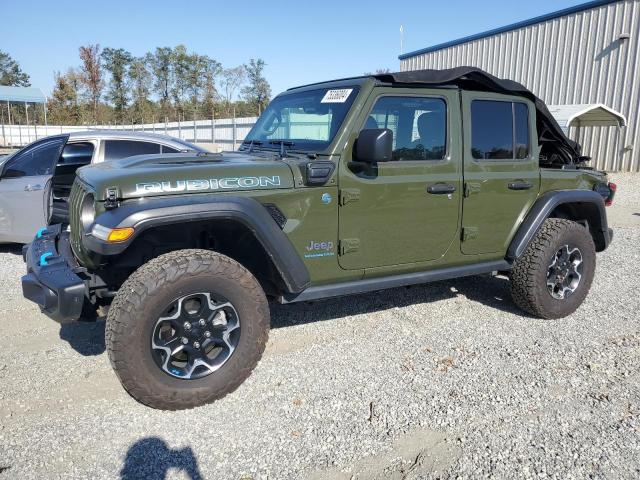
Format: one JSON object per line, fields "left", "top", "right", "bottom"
{"left": 120, "top": 437, "right": 202, "bottom": 480}
{"left": 57, "top": 275, "right": 525, "bottom": 356}
{"left": 0, "top": 243, "right": 23, "bottom": 255}
{"left": 59, "top": 318, "right": 106, "bottom": 356}
{"left": 270, "top": 274, "right": 528, "bottom": 329}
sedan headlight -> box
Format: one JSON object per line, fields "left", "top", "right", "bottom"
{"left": 80, "top": 194, "right": 95, "bottom": 232}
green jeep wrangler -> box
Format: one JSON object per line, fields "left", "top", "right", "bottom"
{"left": 21, "top": 67, "right": 616, "bottom": 410}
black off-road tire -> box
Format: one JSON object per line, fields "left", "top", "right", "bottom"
{"left": 105, "top": 249, "right": 269, "bottom": 410}
{"left": 510, "top": 218, "right": 596, "bottom": 319}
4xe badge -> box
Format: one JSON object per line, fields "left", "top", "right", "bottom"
{"left": 304, "top": 240, "right": 335, "bottom": 258}
{"left": 321, "top": 193, "right": 332, "bottom": 204}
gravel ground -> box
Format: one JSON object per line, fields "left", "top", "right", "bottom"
{"left": 1, "top": 174, "right": 639, "bottom": 480}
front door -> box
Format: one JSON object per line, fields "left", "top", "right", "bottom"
{"left": 0, "top": 137, "right": 67, "bottom": 243}
{"left": 338, "top": 89, "right": 462, "bottom": 270}
{"left": 460, "top": 92, "right": 540, "bottom": 254}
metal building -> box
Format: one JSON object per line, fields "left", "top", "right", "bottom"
{"left": 399, "top": 0, "right": 640, "bottom": 171}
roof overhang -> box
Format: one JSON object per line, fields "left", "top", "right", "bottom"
{"left": 399, "top": 0, "right": 619, "bottom": 60}
{"left": 0, "top": 86, "right": 46, "bottom": 103}
{"left": 547, "top": 103, "right": 627, "bottom": 133}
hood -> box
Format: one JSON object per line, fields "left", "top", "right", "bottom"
{"left": 76, "top": 151, "right": 295, "bottom": 200}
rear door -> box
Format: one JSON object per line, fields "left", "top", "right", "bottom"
{"left": 0, "top": 137, "right": 67, "bottom": 242}
{"left": 48, "top": 141, "right": 97, "bottom": 224}
{"left": 461, "top": 92, "right": 539, "bottom": 254}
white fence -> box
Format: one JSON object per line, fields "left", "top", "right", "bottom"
{"left": 0, "top": 116, "right": 258, "bottom": 150}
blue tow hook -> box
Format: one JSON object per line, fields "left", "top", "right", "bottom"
{"left": 36, "top": 227, "right": 48, "bottom": 238}
{"left": 39, "top": 252, "right": 54, "bottom": 266}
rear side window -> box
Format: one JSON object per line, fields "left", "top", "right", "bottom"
{"left": 161, "top": 145, "right": 181, "bottom": 153}
{"left": 104, "top": 140, "right": 161, "bottom": 161}
{"left": 471, "top": 100, "right": 529, "bottom": 160}
{"left": 59, "top": 142, "right": 95, "bottom": 166}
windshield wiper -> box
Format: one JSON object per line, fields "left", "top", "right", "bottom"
{"left": 268, "top": 140, "right": 295, "bottom": 158}
{"left": 241, "top": 140, "right": 263, "bottom": 153}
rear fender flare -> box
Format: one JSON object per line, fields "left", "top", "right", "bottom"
{"left": 507, "top": 189, "right": 610, "bottom": 261}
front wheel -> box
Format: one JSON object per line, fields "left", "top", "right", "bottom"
{"left": 106, "top": 249, "right": 270, "bottom": 410}
{"left": 510, "top": 218, "right": 596, "bottom": 319}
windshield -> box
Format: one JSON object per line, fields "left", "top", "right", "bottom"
{"left": 243, "top": 86, "right": 359, "bottom": 152}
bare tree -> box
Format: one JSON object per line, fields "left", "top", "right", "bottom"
{"left": 364, "top": 68, "right": 392, "bottom": 75}
{"left": 219, "top": 66, "right": 246, "bottom": 116}
{"left": 78, "top": 44, "right": 103, "bottom": 123}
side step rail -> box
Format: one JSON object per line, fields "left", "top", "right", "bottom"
{"left": 280, "top": 260, "right": 511, "bottom": 303}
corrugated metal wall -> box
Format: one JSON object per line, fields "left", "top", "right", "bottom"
{"left": 400, "top": 0, "right": 640, "bottom": 171}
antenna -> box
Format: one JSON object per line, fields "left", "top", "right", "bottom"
{"left": 400, "top": 25, "right": 404, "bottom": 55}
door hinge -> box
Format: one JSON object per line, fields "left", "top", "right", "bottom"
{"left": 339, "top": 238, "right": 360, "bottom": 255}
{"left": 339, "top": 188, "right": 360, "bottom": 206}
{"left": 463, "top": 182, "right": 481, "bottom": 198}
{"left": 461, "top": 227, "right": 479, "bottom": 241}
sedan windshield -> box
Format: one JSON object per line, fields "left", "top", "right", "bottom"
{"left": 243, "top": 86, "right": 359, "bottom": 152}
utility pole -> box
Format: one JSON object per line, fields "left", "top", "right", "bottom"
{"left": 24, "top": 103, "right": 30, "bottom": 143}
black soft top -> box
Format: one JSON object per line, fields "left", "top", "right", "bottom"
{"left": 373, "top": 67, "right": 581, "bottom": 163}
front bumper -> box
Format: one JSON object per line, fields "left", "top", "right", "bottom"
{"left": 21, "top": 224, "right": 87, "bottom": 323}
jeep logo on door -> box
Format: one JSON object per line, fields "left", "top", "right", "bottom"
{"left": 135, "top": 176, "right": 281, "bottom": 195}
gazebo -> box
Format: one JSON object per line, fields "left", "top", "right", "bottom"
{"left": 0, "top": 85, "right": 47, "bottom": 147}
{"left": 548, "top": 103, "right": 628, "bottom": 167}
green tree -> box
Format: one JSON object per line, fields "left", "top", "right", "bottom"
{"left": 0, "top": 50, "right": 30, "bottom": 86}
{"left": 185, "top": 54, "right": 221, "bottom": 119}
{"left": 128, "top": 57, "right": 153, "bottom": 122}
{"left": 241, "top": 58, "right": 271, "bottom": 115}
{"left": 202, "top": 58, "right": 222, "bottom": 118}
{"left": 147, "top": 47, "right": 174, "bottom": 120}
{"left": 171, "top": 45, "right": 190, "bottom": 119}
{"left": 102, "top": 47, "right": 133, "bottom": 122}
{"left": 48, "top": 69, "right": 82, "bottom": 124}
{"left": 78, "top": 44, "right": 103, "bottom": 123}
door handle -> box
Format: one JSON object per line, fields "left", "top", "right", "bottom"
{"left": 508, "top": 181, "right": 533, "bottom": 191}
{"left": 427, "top": 183, "right": 456, "bottom": 194}
{"left": 24, "top": 184, "right": 44, "bottom": 192}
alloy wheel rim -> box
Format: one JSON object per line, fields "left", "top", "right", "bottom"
{"left": 546, "top": 244, "right": 583, "bottom": 300}
{"left": 151, "top": 293, "right": 240, "bottom": 379}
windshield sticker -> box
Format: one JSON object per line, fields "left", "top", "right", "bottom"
{"left": 321, "top": 89, "right": 353, "bottom": 103}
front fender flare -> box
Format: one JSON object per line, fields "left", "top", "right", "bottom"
{"left": 507, "top": 189, "right": 611, "bottom": 261}
{"left": 84, "top": 195, "right": 310, "bottom": 294}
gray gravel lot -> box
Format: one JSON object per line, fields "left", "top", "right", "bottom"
{"left": 1, "top": 174, "right": 639, "bottom": 479}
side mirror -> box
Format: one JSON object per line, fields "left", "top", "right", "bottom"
{"left": 355, "top": 129, "right": 393, "bottom": 163}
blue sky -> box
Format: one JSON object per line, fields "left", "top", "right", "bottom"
{"left": 3, "top": 0, "right": 587, "bottom": 98}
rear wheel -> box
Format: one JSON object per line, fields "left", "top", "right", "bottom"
{"left": 510, "top": 218, "right": 596, "bottom": 319}
{"left": 106, "top": 249, "right": 269, "bottom": 410}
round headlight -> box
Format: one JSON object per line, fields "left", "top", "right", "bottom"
{"left": 80, "top": 193, "right": 95, "bottom": 231}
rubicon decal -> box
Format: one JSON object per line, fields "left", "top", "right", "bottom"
{"left": 135, "top": 176, "right": 281, "bottom": 195}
